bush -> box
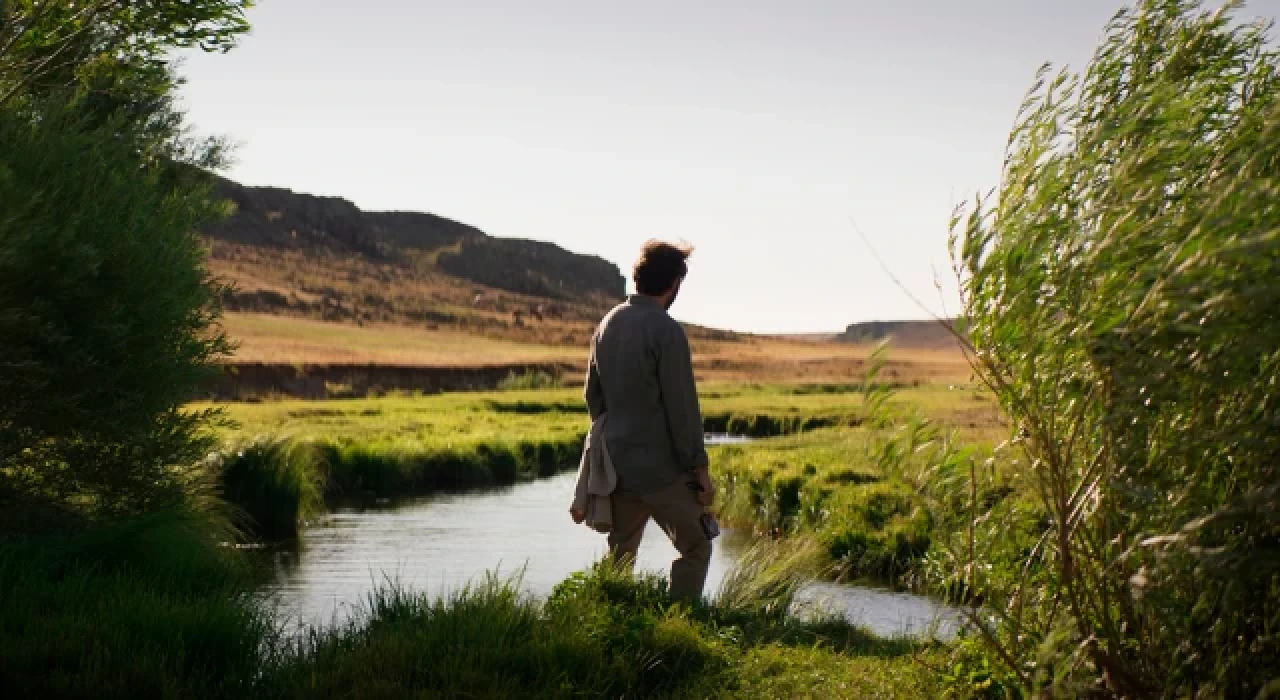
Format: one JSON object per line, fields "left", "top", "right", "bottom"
{"left": 212, "top": 439, "right": 324, "bottom": 540}
{"left": 949, "top": 1, "right": 1280, "bottom": 694}
{"left": 0, "top": 105, "right": 231, "bottom": 522}
{"left": 496, "top": 370, "right": 562, "bottom": 391}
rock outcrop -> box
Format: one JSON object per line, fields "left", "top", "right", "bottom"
{"left": 838, "top": 319, "right": 963, "bottom": 350}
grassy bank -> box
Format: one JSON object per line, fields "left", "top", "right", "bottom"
{"left": 0, "top": 513, "right": 942, "bottom": 698}
{"left": 704, "top": 382, "right": 1006, "bottom": 588}
{"left": 201, "top": 384, "right": 899, "bottom": 538}
{"left": 712, "top": 428, "right": 936, "bottom": 584}
{"left": 203, "top": 383, "right": 1005, "bottom": 555}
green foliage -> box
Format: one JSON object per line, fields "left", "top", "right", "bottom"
{"left": 0, "top": 510, "right": 268, "bottom": 699}
{"left": 0, "top": 105, "right": 231, "bottom": 521}
{"left": 0, "top": 511, "right": 936, "bottom": 698}
{"left": 709, "top": 365, "right": 977, "bottom": 589}
{"left": 211, "top": 438, "right": 324, "bottom": 540}
{"left": 0, "top": 1, "right": 252, "bottom": 107}
{"left": 0, "top": 0, "right": 252, "bottom": 526}
{"left": 950, "top": 1, "right": 1280, "bottom": 695}
{"left": 496, "top": 369, "right": 562, "bottom": 391}
{"left": 316, "top": 434, "right": 584, "bottom": 498}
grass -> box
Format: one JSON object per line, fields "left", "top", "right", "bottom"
{"left": 199, "top": 383, "right": 1005, "bottom": 585}
{"left": 0, "top": 510, "right": 268, "bottom": 699}
{"left": 222, "top": 312, "right": 580, "bottom": 366}
{"left": 211, "top": 438, "right": 325, "bottom": 539}
{"left": 201, "top": 383, "right": 995, "bottom": 445}
{"left": 0, "top": 511, "right": 942, "bottom": 698}
{"left": 199, "top": 385, "right": 876, "bottom": 538}
{"left": 3, "top": 382, "right": 997, "bottom": 697}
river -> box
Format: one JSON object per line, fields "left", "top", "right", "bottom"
{"left": 260, "top": 439, "right": 961, "bottom": 639}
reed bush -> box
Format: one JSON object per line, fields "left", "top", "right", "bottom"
{"left": 212, "top": 439, "right": 324, "bottom": 540}
{"left": 947, "top": 1, "right": 1280, "bottom": 694}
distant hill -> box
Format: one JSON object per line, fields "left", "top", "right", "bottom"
{"left": 837, "top": 319, "right": 963, "bottom": 350}
{"left": 204, "top": 178, "right": 625, "bottom": 303}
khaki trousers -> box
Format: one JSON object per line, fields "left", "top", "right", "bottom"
{"left": 607, "top": 476, "right": 712, "bottom": 602}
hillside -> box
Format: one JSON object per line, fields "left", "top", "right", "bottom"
{"left": 206, "top": 177, "right": 625, "bottom": 305}
{"left": 199, "top": 178, "right": 968, "bottom": 394}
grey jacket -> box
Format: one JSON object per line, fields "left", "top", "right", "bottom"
{"left": 584, "top": 295, "right": 708, "bottom": 494}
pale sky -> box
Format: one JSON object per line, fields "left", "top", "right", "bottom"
{"left": 177, "top": 0, "right": 1279, "bottom": 334}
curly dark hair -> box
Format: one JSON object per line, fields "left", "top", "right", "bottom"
{"left": 632, "top": 240, "right": 693, "bottom": 296}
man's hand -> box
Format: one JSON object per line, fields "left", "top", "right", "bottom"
{"left": 693, "top": 466, "right": 716, "bottom": 507}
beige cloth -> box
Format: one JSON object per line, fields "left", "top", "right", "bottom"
{"left": 571, "top": 413, "right": 617, "bottom": 533}
{"left": 608, "top": 477, "right": 713, "bottom": 601}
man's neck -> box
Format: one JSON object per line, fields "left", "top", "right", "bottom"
{"left": 632, "top": 293, "right": 674, "bottom": 310}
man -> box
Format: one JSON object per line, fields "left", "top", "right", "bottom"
{"left": 583, "top": 240, "right": 715, "bottom": 601}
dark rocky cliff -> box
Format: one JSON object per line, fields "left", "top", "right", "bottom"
{"left": 203, "top": 178, "right": 625, "bottom": 302}
{"left": 838, "top": 319, "right": 963, "bottom": 350}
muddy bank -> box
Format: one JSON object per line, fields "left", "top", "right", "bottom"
{"left": 205, "top": 362, "right": 583, "bottom": 400}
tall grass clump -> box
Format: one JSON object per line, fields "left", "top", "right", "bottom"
{"left": 714, "top": 539, "right": 822, "bottom": 625}
{"left": 268, "top": 567, "right": 731, "bottom": 698}
{"left": 497, "top": 369, "right": 561, "bottom": 391}
{"left": 316, "top": 435, "right": 584, "bottom": 499}
{"left": 946, "top": 1, "right": 1280, "bottom": 695}
{"left": 212, "top": 438, "right": 324, "bottom": 540}
{"left": 0, "top": 510, "right": 271, "bottom": 699}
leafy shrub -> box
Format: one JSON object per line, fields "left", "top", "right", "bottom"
{"left": 0, "top": 106, "right": 231, "bottom": 522}
{"left": 948, "top": 1, "right": 1280, "bottom": 695}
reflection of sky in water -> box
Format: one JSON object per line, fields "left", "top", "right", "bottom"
{"left": 262, "top": 471, "right": 962, "bottom": 639}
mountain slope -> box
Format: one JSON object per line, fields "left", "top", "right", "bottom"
{"left": 205, "top": 178, "right": 625, "bottom": 303}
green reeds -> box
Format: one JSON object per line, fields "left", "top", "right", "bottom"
{"left": 702, "top": 412, "right": 844, "bottom": 438}
{"left": 211, "top": 433, "right": 586, "bottom": 539}
{"left": 212, "top": 438, "right": 324, "bottom": 540}
{"left": 316, "top": 435, "right": 584, "bottom": 498}
{"left": 0, "top": 510, "right": 271, "bottom": 699}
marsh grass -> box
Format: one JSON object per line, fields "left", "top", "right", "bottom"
{"left": 202, "top": 384, "right": 947, "bottom": 539}
{"left": 943, "top": 1, "right": 1280, "bottom": 695}
{"left": 711, "top": 428, "right": 944, "bottom": 586}
{"left": 0, "top": 509, "right": 271, "bottom": 699}
{"left": 212, "top": 438, "right": 325, "bottom": 539}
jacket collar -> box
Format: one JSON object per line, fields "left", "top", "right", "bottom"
{"left": 627, "top": 294, "right": 664, "bottom": 308}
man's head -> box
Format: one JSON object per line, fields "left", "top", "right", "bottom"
{"left": 633, "top": 240, "right": 693, "bottom": 310}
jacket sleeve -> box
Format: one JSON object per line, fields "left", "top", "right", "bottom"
{"left": 656, "top": 320, "right": 709, "bottom": 472}
{"left": 584, "top": 335, "right": 606, "bottom": 421}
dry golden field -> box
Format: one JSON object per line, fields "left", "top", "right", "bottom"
{"left": 221, "top": 311, "right": 971, "bottom": 385}
{"left": 210, "top": 241, "right": 971, "bottom": 386}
